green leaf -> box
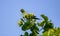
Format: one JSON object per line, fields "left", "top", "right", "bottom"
{"left": 43, "top": 21, "right": 54, "bottom": 32}
{"left": 29, "top": 32, "right": 38, "bottom": 36}
{"left": 42, "top": 28, "right": 60, "bottom": 36}
{"left": 42, "top": 29, "right": 54, "bottom": 36}
{"left": 20, "top": 9, "right": 25, "bottom": 13}
{"left": 38, "top": 20, "right": 45, "bottom": 27}
{"left": 22, "top": 21, "right": 34, "bottom": 31}
{"left": 18, "top": 20, "right": 23, "bottom": 26}
{"left": 41, "top": 14, "right": 48, "bottom": 21}
{"left": 24, "top": 32, "right": 28, "bottom": 36}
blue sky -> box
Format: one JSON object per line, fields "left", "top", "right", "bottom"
{"left": 0, "top": 0, "right": 60, "bottom": 36}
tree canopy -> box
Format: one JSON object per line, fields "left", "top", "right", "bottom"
{"left": 18, "top": 9, "right": 60, "bottom": 36}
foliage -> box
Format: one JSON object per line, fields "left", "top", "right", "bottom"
{"left": 18, "top": 9, "right": 60, "bottom": 36}
{"left": 42, "top": 28, "right": 60, "bottom": 36}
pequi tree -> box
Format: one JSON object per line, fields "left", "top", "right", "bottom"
{"left": 18, "top": 9, "right": 60, "bottom": 36}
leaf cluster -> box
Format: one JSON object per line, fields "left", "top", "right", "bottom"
{"left": 18, "top": 9, "right": 60, "bottom": 36}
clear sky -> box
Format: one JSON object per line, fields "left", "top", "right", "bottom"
{"left": 0, "top": 0, "right": 60, "bottom": 36}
